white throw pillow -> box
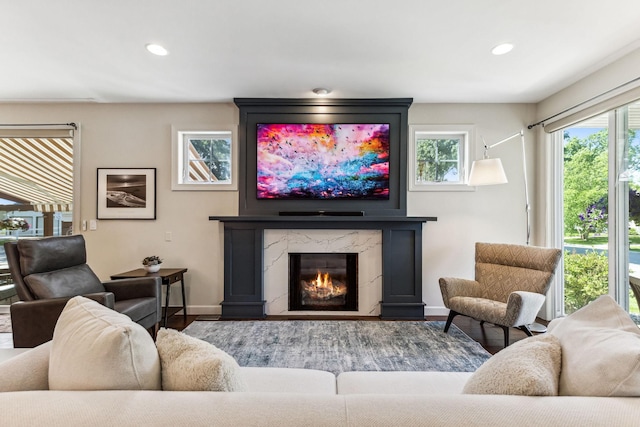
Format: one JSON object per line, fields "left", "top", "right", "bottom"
{"left": 549, "top": 295, "right": 640, "bottom": 396}
{"left": 462, "top": 333, "right": 561, "bottom": 396}
{"left": 156, "top": 328, "right": 247, "bottom": 391}
{"left": 49, "top": 296, "right": 161, "bottom": 390}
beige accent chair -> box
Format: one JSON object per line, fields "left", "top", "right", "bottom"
{"left": 439, "top": 242, "right": 562, "bottom": 347}
{"left": 630, "top": 276, "right": 640, "bottom": 313}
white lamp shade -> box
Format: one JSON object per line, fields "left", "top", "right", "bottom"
{"left": 468, "top": 158, "right": 508, "bottom": 186}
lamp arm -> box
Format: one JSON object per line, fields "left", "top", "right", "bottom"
{"left": 486, "top": 131, "right": 524, "bottom": 150}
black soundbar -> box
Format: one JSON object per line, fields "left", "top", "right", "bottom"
{"left": 279, "top": 211, "right": 365, "bottom": 217}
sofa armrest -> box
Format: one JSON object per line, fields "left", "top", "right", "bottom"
{"left": 10, "top": 293, "right": 115, "bottom": 348}
{"left": 103, "top": 277, "right": 161, "bottom": 301}
{"left": 0, "top": 341, "right": 51, "bottom": 391}
{"left": 505, "top": 291, "right": 546, "bottom": 326}
{"left": 439, "top": 277, "right": 482, "bottom": 307}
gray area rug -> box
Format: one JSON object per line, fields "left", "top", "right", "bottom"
{"left": 182, "top": 320, "right": 490, "bottom": 375}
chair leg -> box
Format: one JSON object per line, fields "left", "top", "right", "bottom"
{"left": 500, "top": 325, "right": 510, "bottom": 348}
{"left": 518, "top": 325, "right": 533, "bottom": 337}
{"left": 444, "top": 310, "right": 458, "bottom": 333}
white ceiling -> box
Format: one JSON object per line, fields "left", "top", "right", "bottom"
{"left": 3, "top": 0, "right": 640, "bottom": 104}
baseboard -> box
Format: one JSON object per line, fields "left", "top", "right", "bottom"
{"left": 424, "top": 306, "right": 450, "bottom": 317}
{"left": 182, "top": 305, "right": 221, "bottom": 316}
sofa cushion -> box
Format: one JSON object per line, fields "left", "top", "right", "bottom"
{"left": 462, "top": 333, "right": 561, "bottom": 396}
{"left": 337, "top": 371, "right": 472, "bottom": 395}
{"left": 49, "top": 296, "right": 161, "bottom": 390}
{"left": 0, "top": 342, "right": 51, "bottom": 391}
{"left": 24, "top": 264, "right": 104, "bottom": 299}
{"left": 241, "top": 367, "right": 337, "bottom": 394}
{"left": 548, "top": 295, "right": 640, "bottom": 396}
{"left": 156, "top": 328, "right": 246, "bottom": 391}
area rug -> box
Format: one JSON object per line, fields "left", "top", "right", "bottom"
{"left": 182, "top": 320, "right": 490, "bottom": 375}
{"left": 0, "top": 314, "right": 11, "bottom": 333}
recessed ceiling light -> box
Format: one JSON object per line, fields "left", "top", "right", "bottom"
{"left": 145, "top": 43, "right": 169, "bottom": 56}
{"left": 312, "top": 88, "right": 331, "bottom": 96}
{"left": 491, "top": 43, "right": 514, "bottom": 56}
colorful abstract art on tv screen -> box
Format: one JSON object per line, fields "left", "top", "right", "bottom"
{"left": 257, "top": 123, "right": 390, "bottom": 200}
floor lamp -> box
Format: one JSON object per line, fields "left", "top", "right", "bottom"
{"left": 468, "top": 129, "right": 530, "bottom": 246}
{"left": 467, "top": 130, "right": 546, "bottom": 333}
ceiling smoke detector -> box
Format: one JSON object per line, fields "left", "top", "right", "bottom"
{"left": 312, "top": 88, "right": 331, "bottom": 96}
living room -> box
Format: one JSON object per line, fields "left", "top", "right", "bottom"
{"left": 1, "top": 0, "right": 640, "bottom": 322}
{"left": 0, "top": 0, "right": 639, "bottom": 322}
{"left": 1, "top": 2, "right": 640, "bottom": 423}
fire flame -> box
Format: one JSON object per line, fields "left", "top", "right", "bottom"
{"left": 302, "top": 271, "right": 347, "bottom": 300}
{"left": 314, "top": 271, "right": 332, "bottom": 289}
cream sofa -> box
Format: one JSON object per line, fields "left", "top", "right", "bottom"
{"left": 1, "top": 343, "right": 639, "bottom": 426}
{"left": 1, "top": 295, "right": 640, "bottom": 426}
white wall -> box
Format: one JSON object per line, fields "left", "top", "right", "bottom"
{"left": 0, "top": 101, "right": 536, "bottom": 316}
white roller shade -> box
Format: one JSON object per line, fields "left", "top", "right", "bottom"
{"left": 542, "top": 83, "right": 640, "bottom": 133}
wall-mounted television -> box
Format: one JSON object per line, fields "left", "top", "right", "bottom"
{"left": 235, "top": 98, "right": 412, "bottom": 217}
{"left": 256, "top": 123, "right": 390, "bottom": 200}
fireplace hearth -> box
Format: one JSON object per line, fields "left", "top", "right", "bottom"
{"left": 289, "top": 253, "right": 358, "bottom": 311}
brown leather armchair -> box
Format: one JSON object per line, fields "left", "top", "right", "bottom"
{"left": 439, "top": 242, "right": 561, "bottom": 347}
{"left": 4, "top": 234, "right": 161, "bottom": 347}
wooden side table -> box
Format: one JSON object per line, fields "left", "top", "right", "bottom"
{"left": 110, "top": 268, "right": 188, "bottom": 327}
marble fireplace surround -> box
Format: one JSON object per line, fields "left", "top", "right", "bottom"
{"left": 210, "top": 216, "right": 436, "bottom": 320}
{"left": 264, "top": 229, "right": 382, "bottom": 316}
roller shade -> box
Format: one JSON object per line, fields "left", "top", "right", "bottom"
{"left": 542, "top": 83, "right": 640, "bottom": 133}
{"left": 0, "top": 136, "right": 73, "bottom": 212}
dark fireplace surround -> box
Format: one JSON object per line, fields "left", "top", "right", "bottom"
{"left": 210, "top": 98, "right": 437, "bottom": 320}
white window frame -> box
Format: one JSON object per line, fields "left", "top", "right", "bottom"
{"left": 408, "top": 124, "right": 475, "bottom": 192}
{"left": 171, "top": 125, "right": 237, "bottom": 191}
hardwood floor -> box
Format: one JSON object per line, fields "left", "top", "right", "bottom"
{"left": 168, "top": 313, "right": 546, "bottom": 355}
{"left": 426, "top": 315, "right": 548, "bottom": 354}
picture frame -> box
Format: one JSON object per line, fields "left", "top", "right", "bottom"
{"left": 97, "top": 168, "right": 156, "bottom": 219}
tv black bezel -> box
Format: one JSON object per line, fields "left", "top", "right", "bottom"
{"left": 255, "top": 122, "right": 392, "bottom": 201}
{"left": 235, "top": 98, "right": 412, "bottom": 217}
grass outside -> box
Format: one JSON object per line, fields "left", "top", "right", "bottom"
{"left": 564, "top": 235, "right": 640, "bottom": 251}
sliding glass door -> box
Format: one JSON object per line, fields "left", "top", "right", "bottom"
{"left": 559, "top": 100, "right": 640, "bottom": 320}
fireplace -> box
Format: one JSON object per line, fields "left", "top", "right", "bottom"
{"left": 289, "top": 253, "right": 358, "bottom": 311}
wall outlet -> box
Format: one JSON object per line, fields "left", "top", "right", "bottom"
{"left": 165, "top": 231, "right": 172, "bottom": 242}
{"left": 82, "top": 220, "right": 87, "bottom": 231}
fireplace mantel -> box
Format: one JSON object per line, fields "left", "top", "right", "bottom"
{"left": 210, "top": 215, "right": 436, "bottom": 320}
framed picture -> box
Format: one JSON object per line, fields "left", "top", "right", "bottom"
{"left": 97, "top": 168, "right": 156, "bottom": 219}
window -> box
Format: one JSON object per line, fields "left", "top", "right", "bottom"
{"left": 171, "top": 126, "right": 236, "bottom": 190}
{"left": 550, "top": 100, "right": 640, "bottom": 323}
{"left": 0, "top": 124, "right": 77, "bottom": 307}
{"left": 408, "top": 125, "right": 474, "bottom": 191}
